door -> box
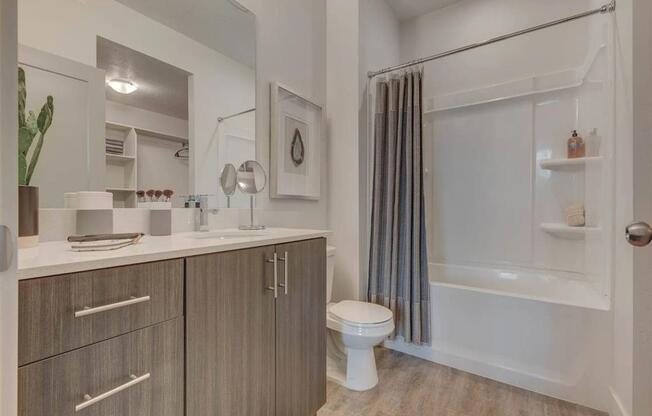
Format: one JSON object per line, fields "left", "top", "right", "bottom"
{"left": 275, "top": 239, "right": 326, "bottom": 416}
{"left": 627, "top": 0, "right": 652, "bottom": 414}
{"left": 185, "top": 246, "right": 276, "bottom": 416}
{"left": 0, "top": 0, "right": 18, "bottom": 415}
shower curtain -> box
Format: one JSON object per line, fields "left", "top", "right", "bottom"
{"left": 368, "top": 69, "right": 430, "bottom": 345}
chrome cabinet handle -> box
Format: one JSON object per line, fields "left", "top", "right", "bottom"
{"left": 266, "top": 253, "right": 278, "bottom": 298}
{"left": 75, "top": 373, "right": 150, "bottom": 412}
{"left": 277, "top": 251, "right": 288, "bottom": 295}
{"left": 74, "top": 295, "right": 150, "bottom": 318}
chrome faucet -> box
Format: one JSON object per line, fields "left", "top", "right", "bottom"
{"left": 185, "top": 195, "right": 214, "bottom": 232}
{"left": 198, "top": 195, "right": 209, "bottom": 232}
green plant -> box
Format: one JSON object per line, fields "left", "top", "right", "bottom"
{"left": 18, "top": 67, "right": 54, "bottom": 186}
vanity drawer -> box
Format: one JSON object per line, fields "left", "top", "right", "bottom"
{"left": 19, "top": 318, "right": 184, "bottom": 416}
{"left": 19, "top": 259, "right": 183, "bottom": 365}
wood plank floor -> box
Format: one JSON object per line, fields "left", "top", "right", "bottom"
{"left": 317, "top": 348, "right": 607, "bottom": 416}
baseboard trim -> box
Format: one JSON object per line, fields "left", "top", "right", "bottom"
{"left": 609, "top": 387, "right": 630, "bottom": 416}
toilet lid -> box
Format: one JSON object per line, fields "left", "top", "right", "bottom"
{"left": 329, "top": 300, "right": 393, "bottom": 325}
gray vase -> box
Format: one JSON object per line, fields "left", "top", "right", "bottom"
{"left": 18, "top": 185, "right": 39, "bottom": 248}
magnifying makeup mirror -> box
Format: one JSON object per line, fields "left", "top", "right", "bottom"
{"left": 236, "top": 160, "right": 267, "bottom": 230}
{"left": 219, "top": 163, "right": 237, "bottom": 208}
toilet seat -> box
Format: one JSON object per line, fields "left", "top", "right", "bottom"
{"left": 326, "top": 300, "right": 394, "bottom": 337}
{"left": 328, "top": 300, "right": 393, "bottom": 328}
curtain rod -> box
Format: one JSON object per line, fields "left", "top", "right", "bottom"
{"left": 217, "top": 108, "right": 256, "bottom": 123}
{"left": 367, "top": 0, "right": 616, "bottom": 79}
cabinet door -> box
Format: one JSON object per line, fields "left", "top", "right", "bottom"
{"left": 186, "top": 246, "right": 276, "bottom": 416}
{"left": 18, "top": 318, "right": 183, "bottom": 416}
{"left": 275, "top": 238, "right": 327, "bottom": 416}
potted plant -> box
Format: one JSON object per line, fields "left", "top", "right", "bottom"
{"left": 17, "top": 67, "right": 54, "bottom": 248}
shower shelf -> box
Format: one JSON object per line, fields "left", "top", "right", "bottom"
{"left": 540, "top": 223, "right": 601, "bottom": 240}
{"left": 539, "top": 156, "right": 602, "bottom": 170}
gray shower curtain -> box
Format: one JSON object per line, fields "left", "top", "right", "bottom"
{"left": 368, "top": 69, "right": 430, "bottom": 345}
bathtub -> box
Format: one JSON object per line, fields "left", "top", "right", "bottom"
{"left": 383, "top": 263, "right": 612, "bottom": 412}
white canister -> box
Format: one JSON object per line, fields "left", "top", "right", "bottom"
{"left": 76, "top": 191, "right": 113, "bottom": 210}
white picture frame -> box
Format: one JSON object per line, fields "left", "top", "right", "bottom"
{"left": 270, "top": 82, "right": 322, "bottom": 200}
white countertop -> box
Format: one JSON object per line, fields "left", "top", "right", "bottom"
{"left": 18, "top": 228, "right": 330, "bottom": 280}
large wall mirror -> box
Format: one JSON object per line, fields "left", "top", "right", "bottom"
{"left": 17, "top": 0, "right": 256, "bottom": 208}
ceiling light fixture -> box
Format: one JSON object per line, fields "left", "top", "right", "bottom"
{"left": 107, "top": 78, "right": 138, "bottom": 94}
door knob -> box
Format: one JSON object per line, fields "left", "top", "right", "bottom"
{"left": 626, "top": 221, "right": 652, "bottom": 247}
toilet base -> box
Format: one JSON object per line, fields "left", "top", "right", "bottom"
{"left": 327, "top": 329, "right": 380, "bottom": 391}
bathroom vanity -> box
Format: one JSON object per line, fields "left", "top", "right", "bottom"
{"left": 17, "top": 229, "right": 328, "bottom": 416}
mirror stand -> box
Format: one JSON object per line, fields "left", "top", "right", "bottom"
{"left": 239, "top": 195, "right": 265, "bottom": 230}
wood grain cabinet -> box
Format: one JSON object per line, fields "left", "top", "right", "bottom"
{"left": 18, "top": 238, "right": 325, "bottom": 416}
{"left": 186, "top": 238, "right": 327, "bottom": 416}
{"left": 18, "top": 259, "right": 184, "bottom": 416}
{"left": 18, "top": 259, "right": 183, "bottom": 365}
{"left": 18, "top": 318, "right": 184, "bottom": 416}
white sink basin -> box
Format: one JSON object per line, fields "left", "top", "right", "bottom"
{"left": 187, "top": 230, "right": 269, "bottom": 240}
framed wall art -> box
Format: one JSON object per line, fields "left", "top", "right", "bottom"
{"left": 270, "top": 82, "right": 322, "bottom": 200}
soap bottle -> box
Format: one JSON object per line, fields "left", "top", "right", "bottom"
{"left": 567, "top": 130, "right": 585, "bottom": 159}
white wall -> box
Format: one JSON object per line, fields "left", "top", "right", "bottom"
{"left": 18, "top": 0, "right": 255, "bottom": 201}
{"left": 237, "top": 0, "right": 329, "bottom": 230}
{"left": 358, "top": 0, "right": 401, "bottom": 299}
{"left": 325, "top": 0, "right": 361, "bottom": 301}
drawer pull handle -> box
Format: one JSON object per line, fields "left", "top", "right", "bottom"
{"left": 75, "top": 373, "right": 150, "bottom": 412}
{"left": 74, "top": 295, "right": 151, "bottom": 318}
{"left": 277, "top": 251, "right": 288, "bottom": 295}
{"left": 266, "top": 253, "right": 278, "bottom": 298}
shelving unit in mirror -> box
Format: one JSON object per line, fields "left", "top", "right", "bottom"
{"left": 104, "top": 121, "right": 188, "bottom": 208}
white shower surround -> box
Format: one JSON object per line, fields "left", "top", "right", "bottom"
{"left": 364, "top": 0, "right": 616, "bottom": 411}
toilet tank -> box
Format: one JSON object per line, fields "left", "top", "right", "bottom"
{"left": 326, "top": 246, "right": 336, "bottom": 303}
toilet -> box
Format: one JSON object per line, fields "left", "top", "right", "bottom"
{"left": 326, "top": 246, "right": 394, "bottom": 391}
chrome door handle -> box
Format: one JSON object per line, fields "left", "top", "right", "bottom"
{"left": 266, "top": 253, "right": 278, "bottom": 298}
{"left": 75, "top": 373, "right": 150, "bottom": 412}
{"left": 277, "top": 251, "right": 288, "bottom": 295}
{"left": 626, "top": 221, "right": 652, "bottom": 247}
{"left": 0, "top": 225, "right": 14, "bottom": 272}
{"left": 74, "top": 296, "right": 150, "bottom": 318}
